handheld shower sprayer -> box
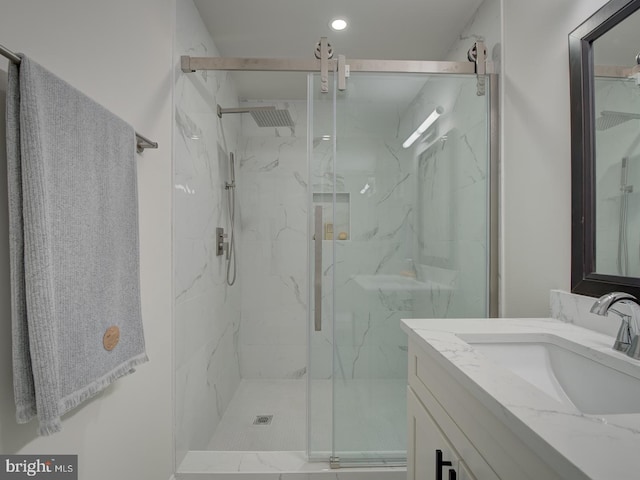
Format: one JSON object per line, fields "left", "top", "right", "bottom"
{"left": 225, "top": 152, "right": 237, "bottom": 286}
{"left": 226, "top": 152, "right": 236, "bottom": 190}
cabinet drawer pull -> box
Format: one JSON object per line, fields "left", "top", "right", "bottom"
{"left": 436, "top": 449, "right": 456, "bottom": 480}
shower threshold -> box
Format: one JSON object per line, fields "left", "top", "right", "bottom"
{"left": 176, "top": 450, "right": 406, "bottom": 479}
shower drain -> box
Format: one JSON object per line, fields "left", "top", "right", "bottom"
{"left": 253, "top": 415, "right": 273, "bottom": 426}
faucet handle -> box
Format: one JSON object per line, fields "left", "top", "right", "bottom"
{"left": 605, "top": 308, "right": 633, "bottom": 352}
{"left": 627, "top": 335, "right": 640, "bottom": 360}
{"left": 591, "top": 292, "right": 640, "bottom": 355}
{"left": 613, "top": 315, "right": 633, "bottom": 352}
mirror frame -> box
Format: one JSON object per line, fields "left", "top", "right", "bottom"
{"left": 570, "top": 0, "right": 640, "bottom": 297}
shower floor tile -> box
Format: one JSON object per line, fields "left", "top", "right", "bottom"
{"left": 207, "top": 379, "right": 306, "bottom": 451}
{"left": 206, "top": 378, "right": 406, "bottom": 454}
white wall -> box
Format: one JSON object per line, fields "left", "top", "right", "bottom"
{"left": 0, "top": 1, "right": 174, "bottom": 479}
{"left": 502, "top": 0, "right": 609, "bottom": 316}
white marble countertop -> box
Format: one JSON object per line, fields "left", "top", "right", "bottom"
{"left": 401, "top": 317, "right": 640, "bottom": 480}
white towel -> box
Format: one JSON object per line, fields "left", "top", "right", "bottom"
{"left": 6, "top": 54, "right": 148, "bottom": 435}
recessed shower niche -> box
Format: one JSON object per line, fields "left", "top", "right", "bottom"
{"left": 313, "top": 192, "right": 350, "bottom": 240}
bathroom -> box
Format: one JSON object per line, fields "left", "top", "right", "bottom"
{"left": 0, "top": 0, "right": 632, "bottom": 479}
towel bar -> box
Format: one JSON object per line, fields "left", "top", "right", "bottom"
{"left": 0, "top": 42, "right": 159, "bottom": 155}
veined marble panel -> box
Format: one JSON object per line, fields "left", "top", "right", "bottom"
{"left": 236, "top": 100, "right": 309, "bottom": 379}
{"left": 408, "top": 75, "right": 489, "bottom": 319}
{"left": 550, "top": 289, "right": 619, "bottom": 337}
{"left": 174, "top": 0, "right": 242, "bottom": 453}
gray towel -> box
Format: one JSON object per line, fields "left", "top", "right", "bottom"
{"left": 6, "top": 55, "right": 148, "bottom": 435}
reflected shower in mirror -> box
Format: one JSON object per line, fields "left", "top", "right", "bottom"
{"left": 593, "top": 7, "right": 640, "bottom": 278}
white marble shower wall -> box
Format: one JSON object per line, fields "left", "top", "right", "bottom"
{"left": 324, "top": 0, "right": 499, "bottom": 381}
{"left": 330, "top": 131, "right": 417, "bottom": 380}
{"left": 232, "top": 87, "right": 428, "bottom": 381}
{"left": 594, "top": 77, "right": 640, "bottom": 277}
{"left": 236, "top": 100, "right": 309, "bottom": 379}
{"left": 235, "top": 90, "right": 426, "bottom": 381}
{"left": 323, "top": 74, "right": 490, "bottom": 381}
{"left": 235, "top": 75, "right": 491, "bottom": 382}
{"left": 174, "top": 0, "right": 242, "bottom": 458}
{"left": 409, "top": 75, "right": 490, "bottom": 319}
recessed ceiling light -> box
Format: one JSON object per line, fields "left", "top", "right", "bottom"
{"left": 330, "top": 18, "right": 348, "bottom": 31}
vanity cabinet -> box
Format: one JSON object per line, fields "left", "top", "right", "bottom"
{"left": 408, "top": 339, "right": 499, "bottom": 479}
{"left": 408, "top": 388, "right": 481, "bottom": 480}
{"left": 407, "top": 339, "right": 566, "bottom": 480}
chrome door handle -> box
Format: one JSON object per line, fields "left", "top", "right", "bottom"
{"left": 314, "top": 205, "right": 322, "bottom": 331}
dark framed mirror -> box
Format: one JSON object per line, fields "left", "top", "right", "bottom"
{"left": 570, "top": 0, "right": 640, "bottom": 297}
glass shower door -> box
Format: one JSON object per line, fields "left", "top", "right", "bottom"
{"left": 307, "top": 72, "right": 335, "bottom": 461}
{"left": 308, "top": 72, "right": 491, "bottom": 466}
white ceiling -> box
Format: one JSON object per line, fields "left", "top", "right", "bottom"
{"left": 192, "top": 0, "right": 484, "bottom": 100}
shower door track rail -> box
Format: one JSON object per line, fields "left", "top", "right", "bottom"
{"left": 180, "top": 56, "right": 495, "bottom": 76}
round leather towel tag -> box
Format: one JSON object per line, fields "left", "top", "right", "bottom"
{"left": 103, "top": 326, "right": 120, "bottom": 351}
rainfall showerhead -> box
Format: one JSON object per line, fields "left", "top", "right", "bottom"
{"left": 596, "top": 110, "right": 640, "bottom": 131}
{"left": 217, "top": 104, "right": 294, "bottom": 128}
{"left": 250, "top": 108, "right": 294, "bottom": 128}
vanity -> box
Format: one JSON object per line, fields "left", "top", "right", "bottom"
{"left": 402, "top": 316, "right": 640, "bottom": 480}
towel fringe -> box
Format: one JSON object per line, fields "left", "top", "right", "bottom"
{"left": 38, "top": 420, "right": 62, "bottom": 436}
{"left": 19, "top": 353, "right": 148, "bottom": 436}
{"left": 58, "top": 353, "right": 149, "bottom": 418}
{"left": 15, "top": 404, "right": 37, "bottom": 424}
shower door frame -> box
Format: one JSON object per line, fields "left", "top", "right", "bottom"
{"left": 180, "top": 51, "right": 500, "bottom": 466}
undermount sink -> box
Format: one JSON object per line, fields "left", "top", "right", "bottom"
{"left": 459, "top": 333, "right": 640, "bottom": 415}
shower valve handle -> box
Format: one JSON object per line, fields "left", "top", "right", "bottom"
{"left": 216, "top": 227, "right": 228, "bottom": 257}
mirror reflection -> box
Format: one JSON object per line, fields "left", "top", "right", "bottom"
{"left": 593, "top": 8, "right": 640, "bottom": 278}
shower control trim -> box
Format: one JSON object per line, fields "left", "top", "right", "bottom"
{"left": 216, "top": 227, "right": 228, "bottom": 257}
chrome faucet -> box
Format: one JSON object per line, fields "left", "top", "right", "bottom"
{"left": 590, "top": 292, "right": 640, "bottom": 359}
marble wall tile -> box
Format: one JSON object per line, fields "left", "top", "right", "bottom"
{"left": 406, "top": 75, "right": 490, "bottom": 320}
{"left": 550, "top": 289, "right": 618, "bottom": 337}
{"left": 236, "top": 100, "right": 310, "bottom": 379}
{"left": 174, "top": 0, "right": 242, "bottom": 452}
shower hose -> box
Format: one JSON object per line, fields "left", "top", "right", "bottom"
{"left": 226, "top": 182, "right": 237, "bottom": 286}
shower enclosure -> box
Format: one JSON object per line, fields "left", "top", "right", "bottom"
{"left": 594, "top": 75, "right": 640, "bottom": 278}
{"left": 174, "top": 7, "right": 497, "bottom": 472}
